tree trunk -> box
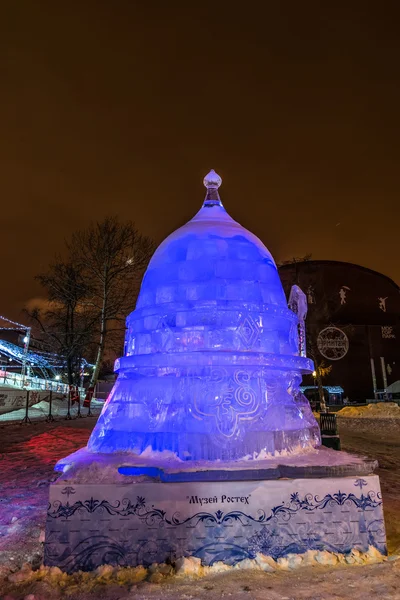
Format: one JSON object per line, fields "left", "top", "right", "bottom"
{"left": 67, "top": 356, "right": 74, "bottom": 386}
{"left": 316, "top": 371, "right": 327, "bottom": 413}
{"left": 90, "top": 327, "right": 106, "bottom": 386}
{"left": 90, "top": 279, "right": 107, "bottom": 387}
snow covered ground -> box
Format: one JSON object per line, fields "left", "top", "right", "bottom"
{"left": 0, "top": 398, "right": 103, "bottom": 422}
{"left": 0, "top": 416, "right": 399, "bottom": 599}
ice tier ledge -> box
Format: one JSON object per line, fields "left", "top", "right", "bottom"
{"left": 115, "top": 351, "right": 313, "bottom": 372}
{"left": 55, "top": 446, "right": 378, "bottom": 485}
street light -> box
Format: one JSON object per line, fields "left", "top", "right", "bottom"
{"left": 21, "top": 327, "right": 31, "bottom": 386}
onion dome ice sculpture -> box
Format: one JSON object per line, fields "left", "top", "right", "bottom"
{"left": 88, "top": 170, "right": 320, "bottom": 460}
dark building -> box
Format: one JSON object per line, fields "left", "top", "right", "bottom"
{"left": 278, "top": 260, "right": 400, "bottom": 402}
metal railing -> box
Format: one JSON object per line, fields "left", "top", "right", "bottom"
{"left": 0, "top": 374, "right": 103, "bottom": 425}
{"left": 0, "top": 390, "right": 103, "bottom": 425}
{"left": 0, "top": 369, "right": 84, "bottom": 395}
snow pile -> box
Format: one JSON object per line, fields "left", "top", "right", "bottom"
{"left": 56, "top": 447, "right": 158, "bottom": 484}
{"left": 337, "top": 402, "right": 400, "bottom": 419}
{"left": 240, "top": 444, "right": 315, "bottom": 461}
{"left": 139, "top": 445, "right": 183, "bottom": 461}
{"left": 56, "top": 443, "right": 374, "bottom": 485}
{"left": 0, "top": 546, "right": 389, "bottom": 597}
{"left": 61, "top": 457, "right": 157, "bottom": 484}
{"left": 176, "top": 546, "right": 385, "bottom": 575}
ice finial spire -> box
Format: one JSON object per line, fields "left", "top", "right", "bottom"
{"left": 203, "top": 169, "right": 223, "bottom": 207}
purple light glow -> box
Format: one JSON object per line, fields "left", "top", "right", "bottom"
{"left": 87, "top": 171, "right": 320, "bottom": 461}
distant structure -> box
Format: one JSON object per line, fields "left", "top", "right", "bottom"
{"left": 279, "top": 260, "right": 400, "bottom": 401}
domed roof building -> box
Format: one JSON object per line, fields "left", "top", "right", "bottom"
{"left": 279, "top": 260, "right": 400, "bottom": 402}
{"left": 88, "top": 171, "right": 319, "bottom": 460}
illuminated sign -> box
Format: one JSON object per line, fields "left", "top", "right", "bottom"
{"left": 317, "top": 327, "right": 349, "bottom": 361}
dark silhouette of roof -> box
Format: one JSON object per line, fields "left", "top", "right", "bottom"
{"left": 278, "top": 260, "right": 400, "bottom": 292}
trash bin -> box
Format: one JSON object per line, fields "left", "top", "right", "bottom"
{"left": 319, "top": 412, "right": 341, "bottom": 450}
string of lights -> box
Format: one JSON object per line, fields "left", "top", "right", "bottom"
{"left": 0, "top": 315, "right": 29, "bottom": 331}
{"left": 0, "top": 315, "right": 93, "bottom": 387}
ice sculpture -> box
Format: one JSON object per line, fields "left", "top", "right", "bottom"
{"left": 288, "top": 285, "right": 308, "bottom": 358}
{"left": 88, "top": 170, "right": 320, "bottom": 460}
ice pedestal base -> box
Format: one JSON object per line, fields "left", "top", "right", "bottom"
{"left": 45, "top": 457, "right": 386, "bottom": 573}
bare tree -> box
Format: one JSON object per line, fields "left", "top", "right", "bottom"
{"left": 277, "top": 254, "right": 312, "bottom": 270}
{"left": 68, "top": 217, "right": 155, "bottom": 386}
{"left": 26, "top": 260, "right": 95, "bottom": 385}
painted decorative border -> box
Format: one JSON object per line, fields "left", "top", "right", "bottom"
{"left": 45, "top": 477, "right": 386, "bottom": 572}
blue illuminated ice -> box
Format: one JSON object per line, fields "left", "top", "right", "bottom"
{"left": 88, "top": 170, "right": 320, "bottom": 461}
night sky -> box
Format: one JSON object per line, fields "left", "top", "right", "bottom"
{"left": 2, "top": 1, "right": 399, "bottom": 320}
